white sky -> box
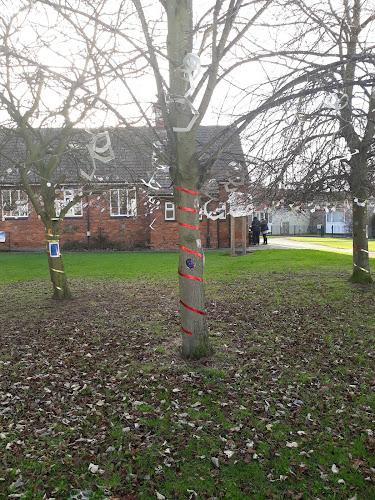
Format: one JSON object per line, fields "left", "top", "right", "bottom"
{"left": 0, "top": 0, "right": 284, "bottom": 127}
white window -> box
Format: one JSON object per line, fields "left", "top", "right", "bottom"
{"left": 327, "top": 211, "right": 345, "bottom": 223}
{"left": 110, "top": 188, "right": 137, "bottom": 217}
{"left": 165, "top": 201, "right": 175, "bottom": 221}
{"left": 1, "top": 190, "right": 28, "bottom": 218}
{"left": 56, "top": 189, "right": 83, "bottom": 217}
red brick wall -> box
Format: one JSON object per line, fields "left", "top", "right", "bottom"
{"left": 149, "top": 193, "right": 247, "bottom": 250}
{"left": 0, "top": 186, "right": 247, "bottom": 251}
{"left": 0, "top": 188, "right": 151, "bottom": 251}
{"left": 0, "top": 210, "right": 45, "bottom": 250}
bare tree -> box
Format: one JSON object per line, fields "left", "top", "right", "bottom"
{"left": 235, "top": 0, "right": 375, "bottom": 282}
{"left": 0, "top": 1, "right": 122, "bottom": 298}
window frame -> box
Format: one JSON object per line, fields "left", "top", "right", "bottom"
{"left": 327, "top": 210, "right": 345, "bottom": 223}
{"left": 56, "top": 189, "right": 83, "bottom": 218}
{"left": 110, "top": 188, "right": 137, "bottom": 217}
{"left": 1, "top": 189, "right": 29, "bottom": 219}
{"left": 164, "top": 201, "right": 175, "bottom": 221}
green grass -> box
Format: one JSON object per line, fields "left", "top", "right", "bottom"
{"left": 0, "top": 248, "right": 372, "bottom": 284}
{"left": 289, "top": 236, "right": 375, "bottom": 251}
{"left": 1, "top": 249, "right": 375, "bottom": 499}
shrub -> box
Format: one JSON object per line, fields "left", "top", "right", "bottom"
{"left": 61, "top": 227, "right": 146, "bottom": 252}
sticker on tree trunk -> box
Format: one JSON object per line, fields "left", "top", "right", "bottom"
{"left": 186, "top": 258, "right": 196, "bottom": 269}
{"left": 49, "top": 241, "right": 60, "bottom": 258}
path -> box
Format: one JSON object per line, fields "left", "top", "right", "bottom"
{"left": 247, "top": 237, "right": 375, "bottom": 257}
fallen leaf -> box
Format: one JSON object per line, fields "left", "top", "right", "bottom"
{"left": 88, "top": 463, "right": 99, "bottom": 474}
{"left": 286, "top": 442, "right": 298, "bottom": 448}
{"left": 331, "top": 464, "right": 339, "bottom": 474}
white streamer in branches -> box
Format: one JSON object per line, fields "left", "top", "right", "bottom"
{"left": 203, "top": 199, "right": 225, "bottom": 220}
{"left": 338, "top": 149, "right": 359, "bottom": 162}
{"left": 152, "top": 140, "right": 169, "bottom": 172}
{"left": 171, "top": 53, "right": 201, "bottom": 133}
{"left": 180, "top": 53, "right": 201, "bottom": 99}
{"left": 354, "top": 197, "right": 366, "bottom": 207}
{"left": 81, "top": 131, "right": 115, "bottom": 181}
{"left": 325, "top": 93, "right": 349, "bottom": 111}
{"left": 141, "top": 173, "right": 161, "bottom": 191}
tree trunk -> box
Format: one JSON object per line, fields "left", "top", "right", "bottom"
{"left": 242, "top": 216, "right": 247, "bottom": 255}
{"left": 45, "top": 222, "right": 73, "bottom": 299}
{"left": 166, "top": 0, "right": 212, "bottom": 359}
{"left": 230, "top": 215, "right": 236, "bottom": 256}
{"left": 351, "top": 199, "right": 371, "bottom": 283}
{"left": 175, "top": 180, "right": 211, "bottom": 359}
{"left": 349, "top": 155, "right": 372, "bottom": 283}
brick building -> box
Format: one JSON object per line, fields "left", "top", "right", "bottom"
{"left": 0, "top": 127, "right": 247, "bottom": 251}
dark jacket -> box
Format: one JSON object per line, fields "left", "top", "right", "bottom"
{"left": 260, "top": 220, "right": 268, "bottom": 232}
{"left": 251, "top": 218, "right": 261, "bottom": 233}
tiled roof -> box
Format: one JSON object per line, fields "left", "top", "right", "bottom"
{"left": 0, "top": 126, "right": 245, "bottom": 188}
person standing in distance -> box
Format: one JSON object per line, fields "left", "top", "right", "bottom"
{"left": 251, "top": 216, "right": 261, "bottom": 245}
{"left": 260, "top": 218, "right": 269, "bottom": 245}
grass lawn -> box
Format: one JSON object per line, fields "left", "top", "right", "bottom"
{"left": 288, "top": 237, "right": 375, "bottom": 252}
{"left": 0, "top": 250, "right": 375, "bottom": 499}
{"left": 0, "top": 248, "right": 370, "bottom": 283}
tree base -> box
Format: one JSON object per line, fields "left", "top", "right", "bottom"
{"left": 52, "top": 289, "right": 73, "bottom": 300}
{"left": 181, "top": 343, "right": 214, "bottom": 361}
{"left": 349, "top": 270, "right": 373, "bottom": 284}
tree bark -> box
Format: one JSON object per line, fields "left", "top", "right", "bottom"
{"left": 173, "top": 141, "right": 212, "bottom": 359}
{"left": 242, "top": 216, "right": 247, "bottom": 255}
{"left": 45, "top": 222, "right": 73, "bottom": 299}
{"left": 166, "top": 0, "right": 212, "bottom": 358}
{"left": 175, "top": 180, "right": 211, "bottom": 359}
{"left": 349, "top": 154, "right": 372, "bottom": 283}
{"left": 230, "top": 215, "right": 236, "bottom": 256}
{"left": 338, "top": 1, "right": 372, "bottom": 283}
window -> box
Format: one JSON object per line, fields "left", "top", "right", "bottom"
{"left": 165, "top": 201, "right": 175, "bottom": 221}
{"left": 327, "top": 211, "right": 345, "bottom": 223}
{"left": 110, "top": 188, "right": 137, "bottom": 217}
{"left": 1, "top": 190, "right": 28, "bottom": 218}
{"left": 56, "top": 189, "right": 83, "bottom": 217}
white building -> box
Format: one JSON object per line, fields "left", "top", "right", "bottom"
{"left": 249, "top": 206, "right": 351, "bottom": 236}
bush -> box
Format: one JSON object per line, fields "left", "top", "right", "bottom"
{"left": 91, "top": 227, "right": 111, "bottom": 249}
{"left": 61, "top": 240, "right": 88, "bottom": 251}
{"left": 61, "top": 227, "right": 146, "bottom": 252}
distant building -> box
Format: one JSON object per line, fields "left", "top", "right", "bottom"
{"left": 0, "top": 126, "right": 247, "bottom": 251}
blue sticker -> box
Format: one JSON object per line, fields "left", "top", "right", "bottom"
{"left": 186, "top": 258, "right": 196, "bottom": 269}
{"left": 49, "top": 242, "right": 60, "bottom": 258}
